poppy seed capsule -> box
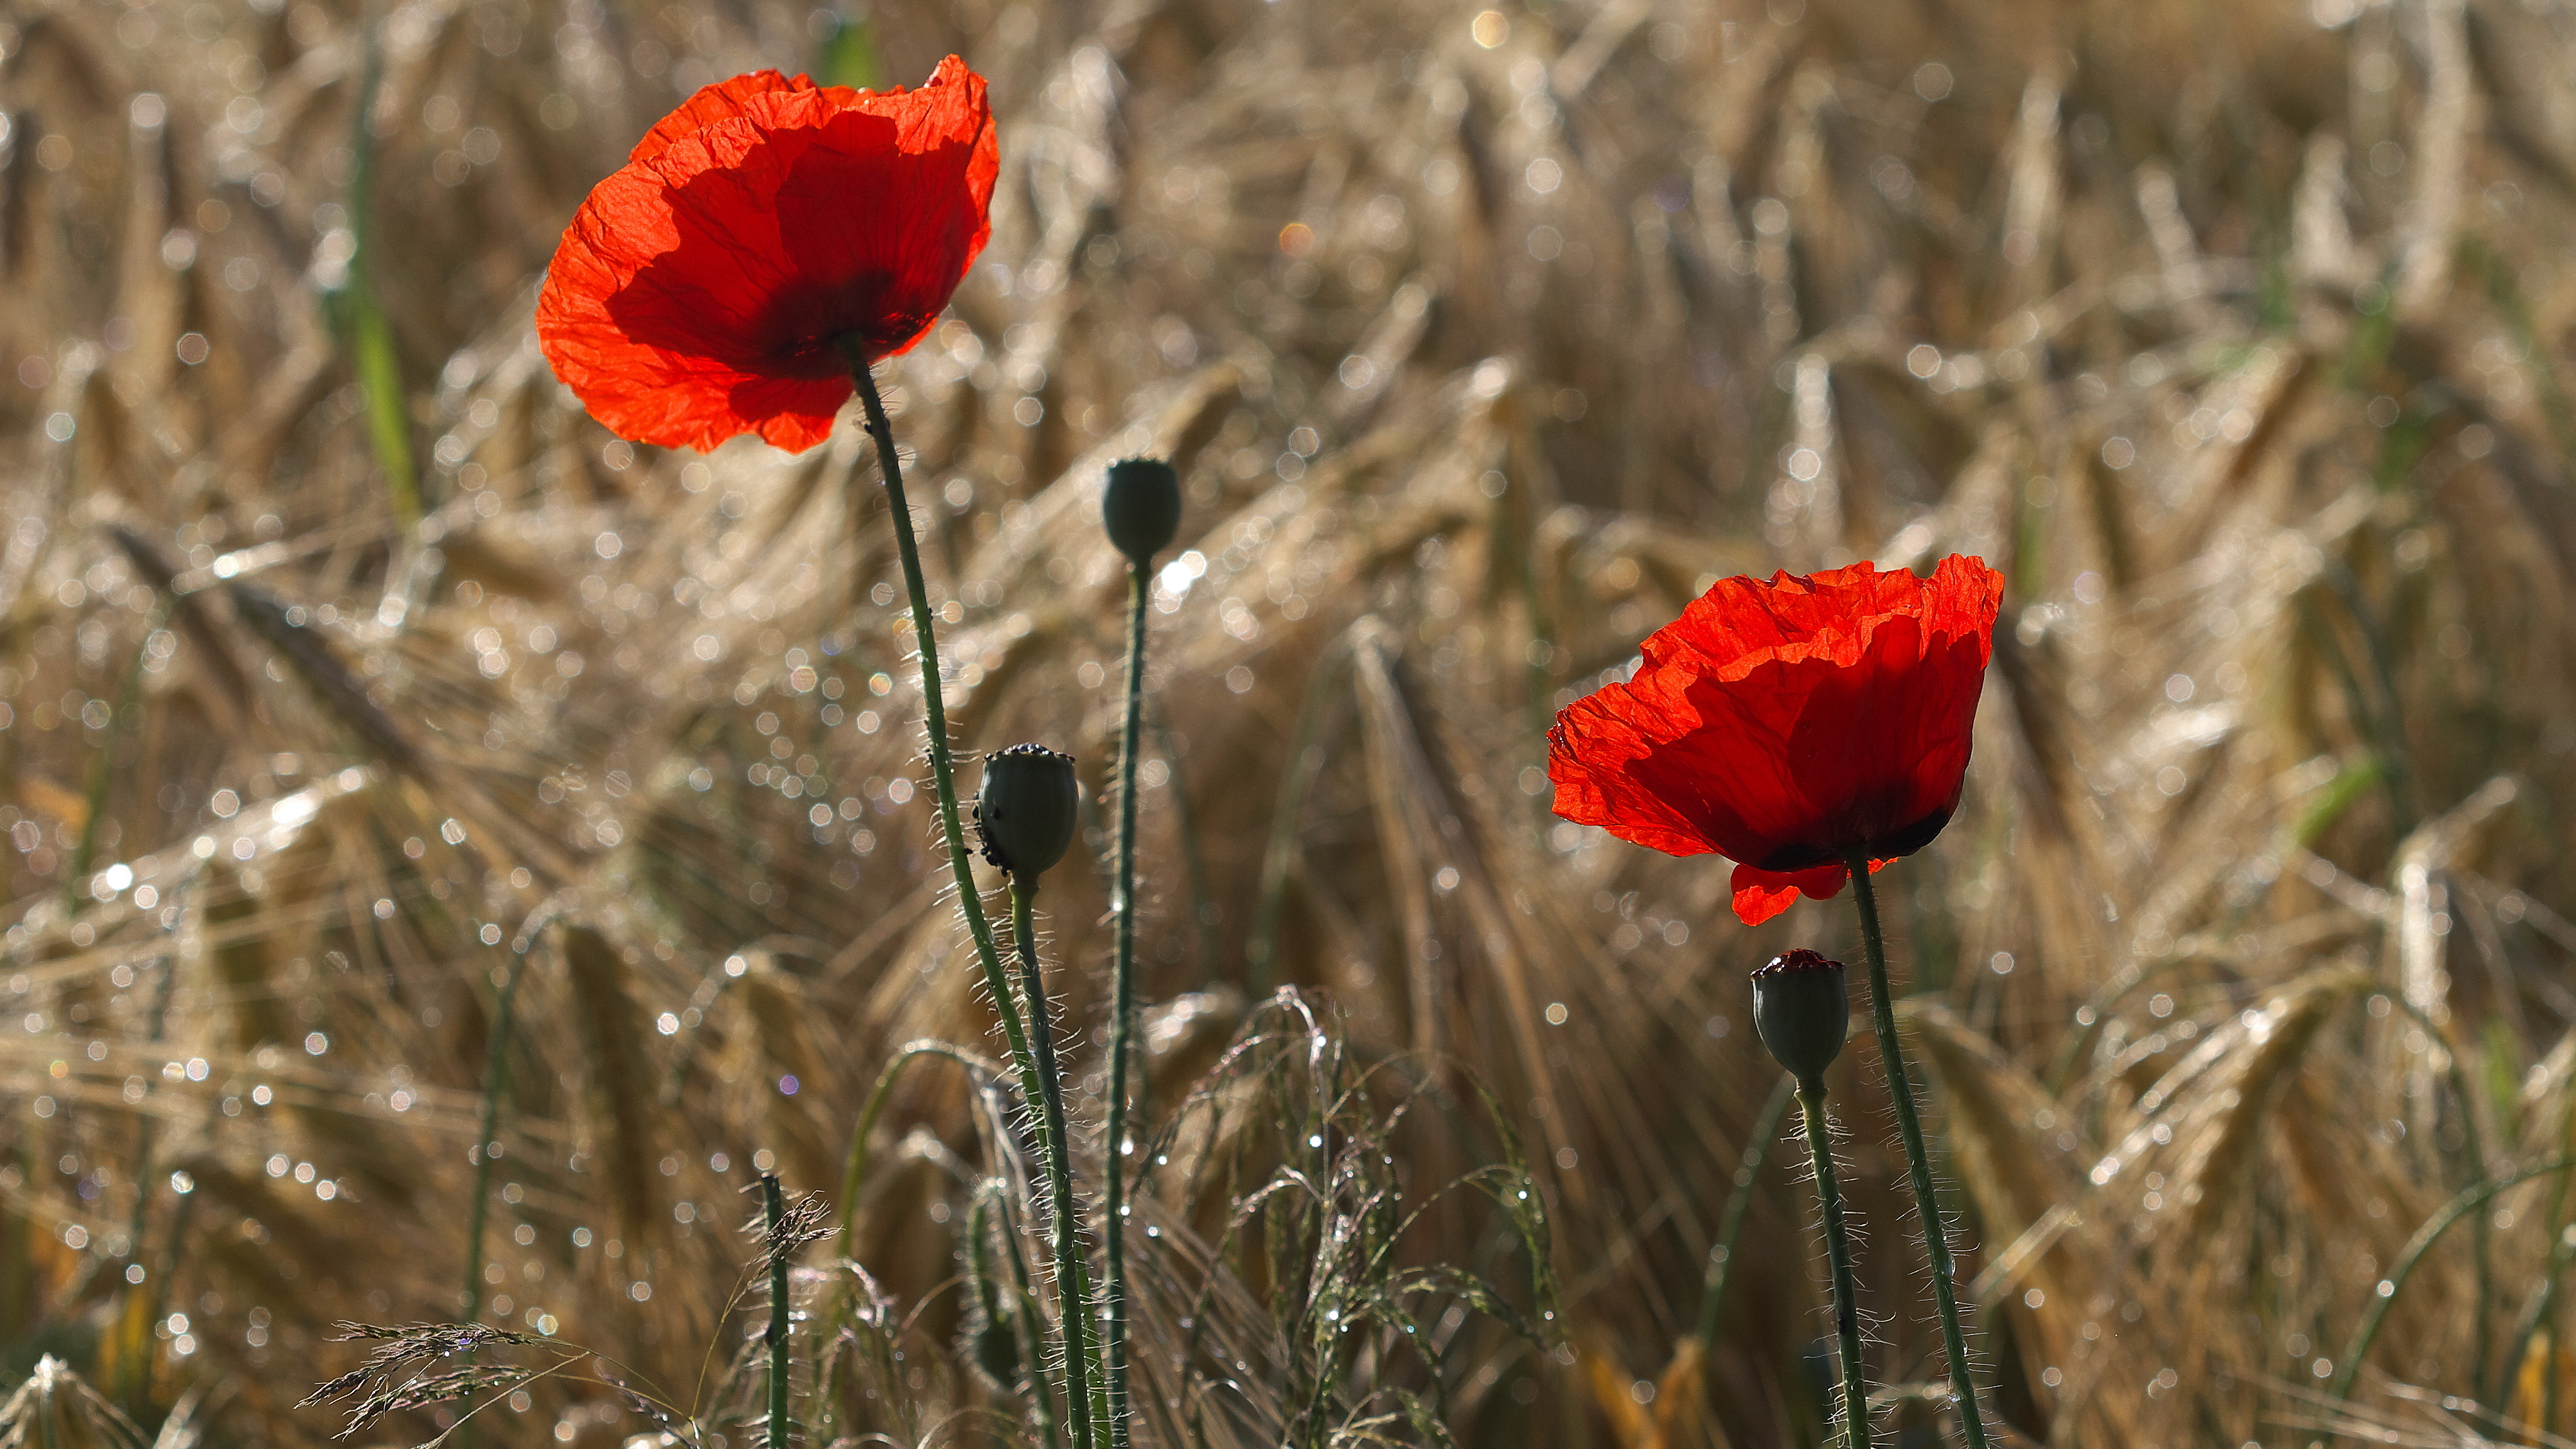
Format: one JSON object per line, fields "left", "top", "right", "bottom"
{"left": 974, "top": 743, "right": 1079, "bottom": 878}
{"left": 1752, "top": 949, "right": 1850, "bottom": 1083}
{"left": 1102, "top": 457, "right": 1182, "bottom": 565}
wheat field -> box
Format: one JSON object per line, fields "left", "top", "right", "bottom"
{"left": 8, "top": 0, "right": 2576, "bottom": 1443}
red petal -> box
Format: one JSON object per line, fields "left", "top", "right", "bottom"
{"left": 1726, "top": 857, "right": 1893, "bottom": 926}
{"left": 1547, "top": 555, "right": 2005, "bottom": 876}
{"left": 628, "top": 70, "right": 814, "bottom": 164}
{"left": 537, "top": 57, "right": 997, "bottom": 453}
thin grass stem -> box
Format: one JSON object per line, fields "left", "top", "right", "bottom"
{"left": 834, "top": 1041, "right": 1003, "bottom": 1258}
{"left": 1844, "top": 854, "right": 1988, "bottom": 1449}
{"left": 1010, "top": 881, "right": 1105, "bottom": 1449}
{"left": 65, "top": 601, "right": 164, "bottom": 910}
{"left": 114, "top": 947, "right": 182, "bottom": 1406}
{"left": 1697, "top": 1073, "right": 1797, "bottom": 1350}
{"left": 1101, "top": 563, "right": 1148, "bottom": 1448}
{"left": 2499, "top": 1222, "right": 2576, "bottom": 1418}
{"left": 1795, "top": 1077, "right": 1869, "bottom": 1449}
{"left": 1247, "top": 636, "right": 1350, "bottom": 998}
{"left": 459, "top": 950, "right": 526, "bottom": 1327}
{"left": 2330, "top": 1153, "right": 2575, "bottom": 1402}
{"left": 763, "top": 1173, "right": 791, "bottom": 1449}
{"left": 453, "top": 932, "right": 531, "bottom": 1449}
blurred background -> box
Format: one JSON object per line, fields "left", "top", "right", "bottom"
{"left": 9, "top": 0, "right": 2576, "bottom": 1443}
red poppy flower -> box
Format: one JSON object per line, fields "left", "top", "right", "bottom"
{"left": 1546, "top": 556, "right": 2005, "bottom": 926}
{"left": 536, "top": 56, "right": 998, "bottom": 454}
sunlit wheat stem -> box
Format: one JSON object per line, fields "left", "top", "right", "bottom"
{"left": 1011, "top": 880, "right": 1105, "bottom": 1449}
{"left": 1844, "top": 854, "right": 1988, "bottom": 1449}
{"left": 1795, "top": 1077, "right": 1869, "bottom": 1449}
{"left": 1102, "top": 564, "right": 1147, "bottom": 1448}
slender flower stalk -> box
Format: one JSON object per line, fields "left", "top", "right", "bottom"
{"left": 839, "top": 352, "right": 1042, "bottom": 1121}
{"left": 1101, "top": 562, "right": 1148, "bottom": 1448}
{"left": 1752, "top": 950, "right": 1866, "bottom": 1447}
{"left": 1099, "top": 456, "right": 1178, "bottom": 1447}
{"left": 1795, "top": 1077, "right": 1869, "bottom": 1449}
{"left": 1012, "top": 881, "right": 1106, "bottom": 1449}
{"left": 1844, "top": 853, "right": 1988, "bottom": 1448}
{"left": 842, "top": 350, "right": 1093, "bottom": 1441}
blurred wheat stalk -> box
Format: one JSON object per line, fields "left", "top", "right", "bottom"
{"left": 7, "top": 0, "right": 2576, "bottom": 1443}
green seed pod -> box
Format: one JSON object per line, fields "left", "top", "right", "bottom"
{"left": 1103, "top": 457, "right": 1182, "bottom": 566}
{"left": 974, "top": 743, "right": 1079, "bottom": 878}
{"left": 1752, "top": 948, "right": 1850, "bottom": 1083}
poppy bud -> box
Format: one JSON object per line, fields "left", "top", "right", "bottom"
{"left": 1752, "top": 948, "right": 1849, "bottom": 1083}
{"left": 1102, "top": 457, "right": 1182, "bottom": 566}
{"left": 974, "top": 743, "right": 1079, "bottom": 878}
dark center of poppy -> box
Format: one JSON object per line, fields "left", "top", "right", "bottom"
{"left": 1754, "top": 802, "right": 1954, "bottom": 872}
{"left": 749, "top": 269, "right": 922, "bottom": 376}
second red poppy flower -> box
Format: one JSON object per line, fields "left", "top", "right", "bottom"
{"left": 1546, "top": 556, "right": 2007, "bottom": 925}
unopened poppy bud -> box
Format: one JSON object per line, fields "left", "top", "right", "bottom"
{"left": 1752, "top": 949, "right": 1849, "bottom": 1083}
{"left": 1102, "top": 457, "right": 1181, "bottom": 566}
{"left": 974, "top": 743, "right": 1079, "bottom": 878}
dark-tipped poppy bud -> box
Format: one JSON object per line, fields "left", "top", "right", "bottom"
{"left": 1103, "top": 457, "right": 1182, "bottom": 566}
{"left": 1752, "top": 949, "right": 1849, "bottom": 1082}
{"left": 974, "top": 743, "right": 1079, "bottom": 878}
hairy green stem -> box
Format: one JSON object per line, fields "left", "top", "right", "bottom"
{"left": 763, "top": 1173, "right": 791, "bottom": 1449}
{"left": 1102, "top": 565, "right": 1148, "bottom": 1446}
{"left": 1012, "top": 881, "right": 1104, "bottom": 1449}
{"left": 1697, "top": 1073, "right": 1798, "bottom": 1350}
{"left": 1797, "top": 1078, "right": 1870, "bottom": 1449}
{"left": 1844, "top": 854, "right": 1988, "bottom": 1449}
{"left": 996, "top": 1186, "right": 1067, "bottom": 1449}
{"left": 841, "top": 351, "right": 1101, "bottom": 1445}
{"left": 841, "top": 349, "right": 1040, "bottom": 1095}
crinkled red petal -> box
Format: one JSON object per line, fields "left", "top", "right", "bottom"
{"left": 627, "top": 69, "right": 813, "bottom": 164}
{"left": 1728, "top": 858, "right": 1890, "bottom": 927}
{"left": 1547, "top": 555, "right": 2004, "bottom": 917}
{"left": 537, "top": 55, "right": 997, "bottom": 454}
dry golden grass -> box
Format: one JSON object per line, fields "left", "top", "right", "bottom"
{"left": 9, "top": 0, "right": 2576, "bottom": 1443}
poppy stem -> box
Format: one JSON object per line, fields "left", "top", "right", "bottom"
{"left": 843, "top": 350, "right": 1083, "bottom": 1429}
{"left": 842, "top": 350, "right": 1039, "bottom": 1090}
{"left": 1795, "top": 1076, "right": 1871, "bottom": 1449}
{"left": 1101, "top": 564, "right": 1148, "bottom": 1449}
{"left": 1844, "top": 853, "right": 1990, "bottom": 1449}
{"left": 1011, "top": 878, "right": 1107, "bottom": 1449}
